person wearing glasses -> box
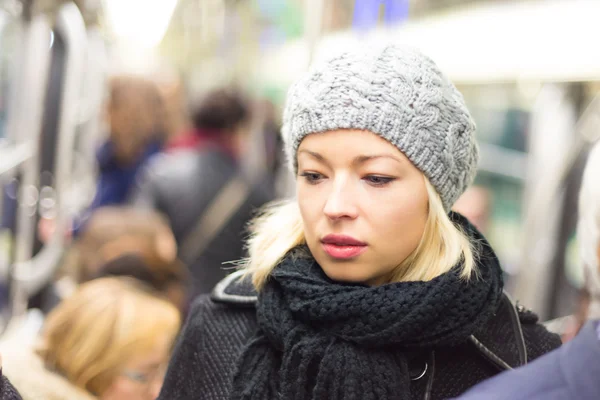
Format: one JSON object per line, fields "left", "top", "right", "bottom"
{"left": 0, "top": 277, "right": 180, "bottom": 400}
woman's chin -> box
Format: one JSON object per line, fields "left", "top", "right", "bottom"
{"left": 320, "top": 264, "right": 382, "bottom": 286}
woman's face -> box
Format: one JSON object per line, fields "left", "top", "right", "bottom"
{"left": 99, "top": 335, "right": 172, "bottom": 400}
{"left": 297, "top": 129, "right": 428, "bottom": 285}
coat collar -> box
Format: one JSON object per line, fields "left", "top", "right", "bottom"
{"left": 211, "top": 270, "right": 257, "bottom": 306}
{"left": 469, "top": 292, "right": 528, "bottom": 370}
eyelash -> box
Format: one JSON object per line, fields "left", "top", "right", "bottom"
{"left": 299, "top": 172, "right": 324, "bottom": 184}
{"left": 299, "top": 172, "right": 395, "bottom": 187}
{"left": 364, "top": 176, "right": 395, "bottom": 186}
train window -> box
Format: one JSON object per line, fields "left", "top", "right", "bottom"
{"left": 0, "top": 12, "right": 20, "bottom": 145}
{"left": 0, "top": 175, "right": 17, "bottom": 323}
{"left": 0, "top": 9, "right": 21, "bottom": 323}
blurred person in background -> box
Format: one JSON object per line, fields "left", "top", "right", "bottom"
{"left": 257, "top": 98, "right": 284, "bottom": 191}
{"left": 93, "top": 253, "right": 189, "bottom": 316}
{"left": 0, "top": 277, "right": 181, "bottom": 400}
{"left": 61, "top": 207, "right": 189, "bottom": 314}
{"left": 154, "top": 72, "right": 192, "bottom": 145}
{"left": 456, "top": 140, "right": 600, "bottom": 400}
{"left": 452, "top": 185, "right": 493, "bottom": 234}
{"left": 131, "top": 88, "right": 273, "bottom": 296}
{"left": 158, "top": 46, "right": 560, "bottom": 400}
{"left": 92, "top": 75, "right": 166, "bottom": 207}
{"left": 38, "top": 75, "right": 167, "bottom": 242}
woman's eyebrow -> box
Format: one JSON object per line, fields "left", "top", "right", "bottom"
{"left": 298, "top": 149, "right": 329, "bottom": 165}
{"left": 352, "top": 154, "right": 403, "bottom": 166}
{"left": 298, "top": 150, "right": 403, "bottom": 166}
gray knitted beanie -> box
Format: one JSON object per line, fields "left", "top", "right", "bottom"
{"left": 281, "top": 45, "right": 478, "bottom": 211}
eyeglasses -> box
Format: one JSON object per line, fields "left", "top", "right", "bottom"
{"left": 122, "top": 364, "right": 167, "bottom": 387}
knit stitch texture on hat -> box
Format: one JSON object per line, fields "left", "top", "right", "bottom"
{"left": 281, "top": 45, "right": 479, "bottom": 210}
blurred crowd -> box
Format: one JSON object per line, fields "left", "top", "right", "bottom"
{"left": 1, "top": 74, "right": 279, "bottom": 399}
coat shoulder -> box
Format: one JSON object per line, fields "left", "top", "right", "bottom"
{"left": 516, "top": 305, "right": 562, "bottom": 361}
{"left": 159, "top": 288, "right": 257, "bottom": 400}
{"left": 472, "top": 293, "right": 561, "bottom": 369}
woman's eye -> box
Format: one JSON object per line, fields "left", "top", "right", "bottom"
{"left": 300, "top": 172, "right": 324, "bottom": 184}
{"left": 364, "top": 175, "right": 395, "bottom": 186}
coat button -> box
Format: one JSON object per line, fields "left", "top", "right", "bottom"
{"left": 410, "top": 361, "right": 428, "bottom": 381}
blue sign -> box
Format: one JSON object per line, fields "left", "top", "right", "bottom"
{"left": 352, "top": 0, "right": 409, "bottom": 31}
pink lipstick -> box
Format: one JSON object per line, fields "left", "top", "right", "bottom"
{"left": 321, "top": 235, "right": 367, "bottom": 260}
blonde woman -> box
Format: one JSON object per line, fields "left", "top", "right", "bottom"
{"left": 1, "top": 277, "right": 180, "bottom": 400}
{"left": 158, "top": 46, "right": 560, "bottom": 400}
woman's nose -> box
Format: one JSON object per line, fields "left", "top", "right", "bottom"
{"left": 323, "top": 182, "right": 359, "bottom": 220}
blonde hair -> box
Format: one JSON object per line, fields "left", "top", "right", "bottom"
{"left": 245, "top": 178, "right": 477, "bottom": 290}
{"left": 37, "top": 277, "right": 181, "bottom": 396}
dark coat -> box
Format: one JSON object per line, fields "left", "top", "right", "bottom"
{"left": 93, "top": 139, "right": 162, "bottom": 207}
{"left": 72, "top": 139, "right": 162, "bottom": 236}
{"left": 130, "top": 148, "right": 273, "bottom": 296}
{"left": 0, "top": 375, "right": 22, "bottom": 400}
{"left": 158, "top": 271, "right": 562, "bottom": 400}
{"left": 456, "top": 321, "right": 600, "bottom": 400}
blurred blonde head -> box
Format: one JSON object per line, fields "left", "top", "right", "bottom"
{"left": 107, "top": 75, "right": 165, "bottom": 163}
{"left": 37, "top": 277, "right": 181, "bottom": 396}
{"left": 578, "top": 141, "right": 600, "bottom": 318}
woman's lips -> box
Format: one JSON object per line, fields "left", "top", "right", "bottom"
{"left": 322, "top": 243, "right": 367, "bottom": 259}
{"left": 321, "top": 235, "right": 367, "bottom": 259}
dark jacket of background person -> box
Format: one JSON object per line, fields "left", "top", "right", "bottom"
{"left": 456, "top": 321, "right": 600, "bottom": 400}
{"left": 71, "top": 140, "right": 162, "bottom": 236}
{"left": 130, "top": 146, "right": 272, "bottom": 296}
{"left": 72, "top": 75, "right": 166, "bottom": 236}
{"left": 91, "top": 139, "right": 162, "bottom": 207}
{"left": 157, "top": 272, "right": 562, "bottom": 400}
{"left": 130, "top": 89, "right": 273, "bottom": 296}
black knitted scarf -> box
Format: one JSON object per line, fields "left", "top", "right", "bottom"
{"left": 230, "top": 215, "right": 503, "bottom": 400}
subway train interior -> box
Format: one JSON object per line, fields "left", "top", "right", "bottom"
{"left": 1, "top": 0, "right": 600, "bottom": 394}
